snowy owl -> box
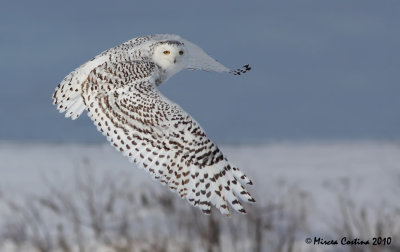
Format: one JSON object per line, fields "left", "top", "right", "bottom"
{"left": 53, "top": 34, "right": 254, "bottom": 215}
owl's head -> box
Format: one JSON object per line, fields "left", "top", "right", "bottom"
{"left": 152, "top": 41, "right": 186, "bottom": 71}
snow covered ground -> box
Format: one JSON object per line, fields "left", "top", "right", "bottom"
{"left": 0, "top": 141, "right": 399, "bottom": 251}
{"left": 1, "top": 141, "right": 398, "bottom": 208}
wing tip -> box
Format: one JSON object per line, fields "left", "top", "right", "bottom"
{"left": 229, "top": 64, "right": 252, "bottom": 76}
{"left": 248, "top": 197, "right": 256, "bottom": 203}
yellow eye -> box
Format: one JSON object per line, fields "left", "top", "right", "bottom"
{"left": 163, "top": 50, "right": 170, "bottom": 55}
{"left": 179, "top": 50, "right": 184, "bottom": 55}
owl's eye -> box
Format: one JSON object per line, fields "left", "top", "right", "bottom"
{"left": 179, "top": 50, "right": 184, "bottom": 55}
{"left": 163, "top": 50, "right": 170, "bottom": 55}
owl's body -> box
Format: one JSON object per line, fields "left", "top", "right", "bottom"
{"left": 53, "top": 34, "right": 254, "bottom": 215}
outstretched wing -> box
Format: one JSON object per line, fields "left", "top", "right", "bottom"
{"left": 56, "top": 60, "right": 255, "bottom": 215}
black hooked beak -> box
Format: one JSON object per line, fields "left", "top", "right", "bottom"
{"left": 173, "top": 58, "right": 177, "bottom": 64}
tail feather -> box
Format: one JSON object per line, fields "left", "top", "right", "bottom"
{"left": 53, "top": 57, "right": 105, "bottom": 120}
{"left": 53, "top": 71, "right": 86, "bottom": 119}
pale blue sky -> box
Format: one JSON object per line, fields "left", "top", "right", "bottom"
{"left": 1, "top": 0, "right": 399, "bottom": 143}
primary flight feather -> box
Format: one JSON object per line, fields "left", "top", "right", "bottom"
{"left": 53, "top": 34, "right": 254, "bottom": 215}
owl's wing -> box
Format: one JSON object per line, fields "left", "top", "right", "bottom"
{"left": 55, "top": 60, "right": 255, "bottom": 215}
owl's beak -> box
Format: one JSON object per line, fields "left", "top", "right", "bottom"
{"left": 174, "top": 58, "right": 177, "bottom": 64}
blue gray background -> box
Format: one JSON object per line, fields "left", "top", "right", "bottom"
{"left": 1, "top": 0, "right": 399, "bottom": 143}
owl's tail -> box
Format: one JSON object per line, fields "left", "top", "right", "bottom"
{"left": 53, "top": 69, "right": 86, "bottom": 120}
{"left": 53, "top": 57, "right": 106, "bottom": 120}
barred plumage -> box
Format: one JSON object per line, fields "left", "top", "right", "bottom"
{"left": 53, "top": 34, "right": 254, "bottom": 215}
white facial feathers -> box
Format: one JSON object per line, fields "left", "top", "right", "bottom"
{"left": 152, "top": 41, "right": 186, "bottom": 74}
